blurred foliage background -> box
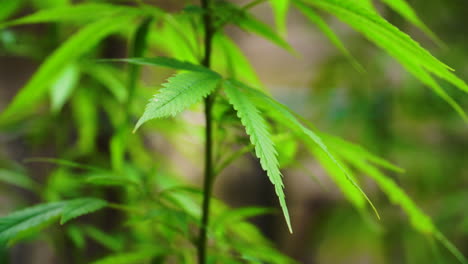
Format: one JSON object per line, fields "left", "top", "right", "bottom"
{"left": 0, "top": 0, "right": 467, "bottom": 263}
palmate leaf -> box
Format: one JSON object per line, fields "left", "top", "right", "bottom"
{"left": 0, "top": 15, "right": 139, "bottom": 125}
{"left": 134, "top": 71, "right": 221, "bottom": 131}
{"left": 224, "top": 80, "right": 292, "bottom": 233}
{"left": 0, "top": 198, "right": 107, "bottom": 244}
{"left": 301, "top": 0, "right": 468, "bottom": 120}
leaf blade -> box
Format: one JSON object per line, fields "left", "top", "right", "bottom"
{"left": 224, "top": 80, "right": 292, "bottom": 233}
{"left": 134, "top": 71, "right": 221, "bottom": 131}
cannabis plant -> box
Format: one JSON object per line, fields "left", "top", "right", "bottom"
{"left": 0, "top": 0, "right": 467, "bottom": 263}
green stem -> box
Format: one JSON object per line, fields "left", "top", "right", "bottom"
{"left": 198, "top": 0, "right": 214, "bottom": 263}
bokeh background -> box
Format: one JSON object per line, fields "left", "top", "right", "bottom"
{"left": 1, "top": 0, "right": 468, "bottom": 263}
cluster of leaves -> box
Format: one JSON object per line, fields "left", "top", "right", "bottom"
{"left": 0, "top": 0, "right": 467, "bottom": 263}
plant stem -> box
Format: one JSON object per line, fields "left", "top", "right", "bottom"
{"left": 198, "top": 0, "right": 214, "bottom": 263}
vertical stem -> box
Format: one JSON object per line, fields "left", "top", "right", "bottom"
{"left": 198, "top": 0, "right": 214, "bottom": 263}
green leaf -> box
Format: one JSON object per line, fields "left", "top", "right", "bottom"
{"left": 0, "top": 3, "right": 141, "bottom": 28}
{"left": 0, "top": 15, "right": 138, "bottom": 125}
{"left": 91, "top": 249, "right": 161, "bottom": 264}
{"left": 0, "top": 169, "right": 38, "bottom": 191}
{"left": 269, "top": 0, "right": 290, "bottom": 35}
{"left": 0, "top": 198, "right": 108, "bottom": 244}
{"left": 0, "top": 202, "right": 65, "bottom": 244}
{"left": 213, "top": 33, "right": 262, "bottom": 88}
{"left": 60, "top": 198, "right": 107, "bottom": 225}
{"left": 84, "top": 64, "right": 128, "bottom": 103}
{"left": 84, "top": 226, "right": 124, "bottom": 252}
{"left": 224, "top": 80, "right": 292, "bottom": 233}
{"left": 116, "top": 56, "right": 212, "bottom": 73}
{"left": 234, "top": 79, "right": 379, "bottom": 218}
{"left": 293, "top": 0, "right": 363, "bottom": 72}
{"left": 212, "top": 207, "right": 273, "bottom": 236}
{"left": 379, "top": 0, "right": 442, "bottom": 46}
{"left": 49, "top": 63, "right": 80, "bottom": 113}
{"left": 84, "top": 175, "right": 140, "bottom": 188}
{"left": 301, "top": 0, "right": 468, "bottom": 120}
{"left": 235, "top": 10, "right": 294, "bottom": 53}
{"left": 134, "top": 71, "right": 221, "bottom": 131}
{"left": 0, "top": 0, "right": 23, "bottom": 22}
{"left": 339, "top": 151, "right": 467, "bottom": 264}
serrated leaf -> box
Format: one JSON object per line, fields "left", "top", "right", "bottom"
{"left": 224, "top": 80, "right": 292, "bottom": 233}
{"left": 233, "top": 79, "right": 379, "bottom": 218}
{"left": 0, "top": 202, "right": 65, "bottom": 244}
{"left": 0, "top": 15, "right": 138, "bottom": 125}
{"left": 60, "top": 198, "right": 107, "bottom": 225}
{"left": 134, "top": 71, "right": 221, "bottom": 131}
{"left": 301, "top": 0, "right": 468, "bottom": 120}
{"left": 116, "top": 57, "right": 212, "bottom": 73}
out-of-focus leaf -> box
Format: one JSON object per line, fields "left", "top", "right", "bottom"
{"left": 379, "top": 0, "right": 442, "bottom": 46}
{"left": 340, "top": 151, "right": 467, "bottom": 264}
{"left": 0, "top": 202, "right": 65, "bottom": 244}
{"left": 85, "top": 64, "right": 127, "bottom": 103}
{"left": 212, "top": 207, "right": 273, "bottom": 235}
{"left": 84, "top": 226, "right": 124, "bottom": 252}
{"left": 91, "top": 249, "right": 162, "bottom": 264}
{"left": 71, "top": 87, "right": 97, "bottom": 154}
{"left": 293, "top": 0, "right": 363, "bottom": 71}
{"left": 0, "top": 3, "right": 141, "bottom": 28}
{"left": 134, "top": 71, "right": 221, "bottom": 131}
{"left": 268, "top": 0, "right": 290, "bottom": 35}
{"left": 301, "top": 0, "right": 468, "bottom": 120}
{"left": 115, "top": 57, "right": 212, "bottom": 73}
{"left": 213, "top": 33, "right": 262, "bottom": 88}
{"left": 50, "top": 63, "right": 80, "bottom": 113}
{"left": 0, "top": 0, "right": 23, "bottom": 22}
{"left": 60, "top": 198, "right": 107, "bottom": 224}
{"left": 0, "top": 169, "right": 38, "bottom": 191}
{"left": 0, "top": 15, "right": 138, "bottom": 125}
